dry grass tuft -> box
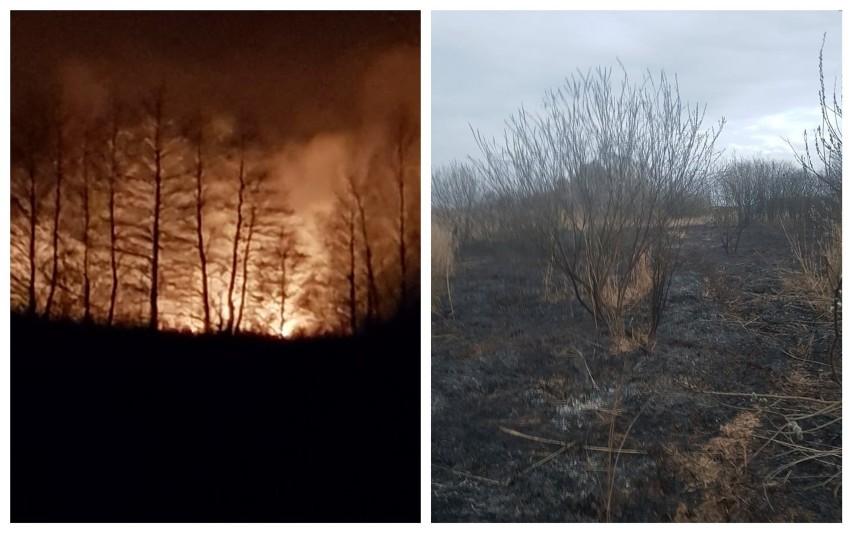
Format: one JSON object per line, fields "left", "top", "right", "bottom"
{"left": 671, "top": 411, "right": 760, "bottom": 490}
{"left": 627, "top": 251, "right": 654, "bottom": 305}
{"left": 781, "top": 217, "right": 841, "bottom": 318}
{"left": 431, "top": 219, "right": 457, "bottom": 316}
{"left": 669, "top": 411, "right": 761, "bottom": 522}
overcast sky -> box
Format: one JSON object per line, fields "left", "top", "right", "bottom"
{"left": 432, "top": 10, "right": 841, "bottom": 168}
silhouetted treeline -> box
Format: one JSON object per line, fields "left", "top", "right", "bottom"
{"left": 10, "top": 85, "right": 420, "bottom": 336}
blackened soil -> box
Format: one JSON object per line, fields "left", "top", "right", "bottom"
{"left": 431, "top": 222, "right": 841, "bottom": 522}
{"left": 12, "top": 310, "right": 420, "bottom": 523}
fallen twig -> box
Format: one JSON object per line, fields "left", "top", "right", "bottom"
{"left": 584, "top": 445, "right": 646, "bottom": 455}
{"left": 697, "top": 390, "right": 837, "bottom": 404}
{"left": 517, "top": 443, "right": 574, "bottom": 476}
{"left": 570, "top": 346, "right": 599, "bottom": 390}
{"left": 499, "top": 426, "right": 569, "bottom": 446}
{"left": 431, "top": 463, "right": 507, "bottom": 486}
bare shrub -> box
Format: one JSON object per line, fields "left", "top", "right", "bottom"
{"left": 759, "top": 160, "right": 815, "bottom": 222}
{"left": 788, "top": 34, "right": 842, "bottom": 202}
{"left": 713, "top": 155, "right": 821, "bottom": 256}
{"left": 713, "top": 155, "right": 766, "bottom": 255}
{"left": 783, "top": 215, "right": 841, "bottom": 302}
{"left": 432, "top": 160, "right": 481, "bottom": 243}
{"left": 783, "top": 33, "right": 841, "bottom": 319}
{"left": 759, "top": 33, "right": 842, "bottom": 496}
{"left": 787, "top": 34, "right": 842, "bottom": 382}
{"left": 473, "top": 66, "right": 723, "bottom": 345}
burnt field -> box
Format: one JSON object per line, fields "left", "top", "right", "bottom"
{"left": 431, "top": 220, "right": 841, "bottom": 522}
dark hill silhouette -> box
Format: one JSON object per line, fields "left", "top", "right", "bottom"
{"left": 11, "top": 308, "right": 420, "bottom": 522}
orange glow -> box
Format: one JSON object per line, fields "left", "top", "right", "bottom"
{"left": 279, "top": 318, "right": 302, "bottom": 338}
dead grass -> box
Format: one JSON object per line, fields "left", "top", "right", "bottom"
{"left": 603, "top": 381, "right": 649, "bottom": 522}
{"left": 772, "top": 216, "right": 842, "bottom": 494}
{"left": 431, "top": 219, "right": 457, "bottom": 316}
{"left": 669, "top": 410, "right": 762, "bottom": 522}
{"left": 601, "top": 251, "right": 653, "bottom": 313}
{"left": 540, "top": 252, "right": 572, "bottom": 306}
{"left": 585, "top": 255, "right": 655, "bottom": 354}
{"left": 783, "top": 217, "right": 841, "bottom": 300}
{"left": 779, "top": 217, "right": 841, "bottom": 371}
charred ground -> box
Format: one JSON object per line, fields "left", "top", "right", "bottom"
{"left": 431, "top": 221, "right": 841, "bottom": 522}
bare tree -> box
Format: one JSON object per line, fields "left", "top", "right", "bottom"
{"left": 21, "top": 148, "right": 41, "bottom": 314}
{"left": 474, "top": 66, "right": 723, "bottom": 343}
{"left": 108, "top": 95, "right": 159, "bottom": 328}
{"left": 225, "top": 131, "right": 249, "bottom": 333}
{"left": 235, "top": 202, "right": 257, "bottom": 333}
{"left": 323, "top": 187, "right": 362, "bottom": 334}
{"left": 714, "top": 155, "right": 764, "bottom": 256}
{"left": 190, "top": 115, "right": 212, "bottom": 332}
{"left": 44, "top": 97, "right": 69, "bottom": 319}
{"left": 395, "top": 113, "right": 416, "bottom": 309}
{"left": 275, "top": 228, "right": 293, "bottom": 334}
{"left": 268, "top": 226, "right": 306, "bottom": 334}
{"left": 105, "top": 97, "right": 123, "bottom": 325}
{"left": 24, "top": 153, "right": 41, "bottom": 315}
{"left": 347, "top": 172, "right": 378, "bottom": 322}
{"left": 345, "top": 196, "right": 358, "bottom": 333}
{"left": 79, "top": 126, "right": 94, "bottom": 322}
{"left": 144, "top": 87, "right": 168, "bottom": 329}
{"left": 10, "top": 98, "right": 48, "bottom": 315}
{"left": 431, "top": 160, "right": 481, "bottom": 242}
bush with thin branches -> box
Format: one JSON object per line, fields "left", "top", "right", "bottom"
{"left": 432, "top": 160, "right": 481, "bottom": 244}
{"left": 767, "top": 33, "right": 842, "bottom": 496}
{"left": 473, "top": 65, "right": 724, "bottom": 345}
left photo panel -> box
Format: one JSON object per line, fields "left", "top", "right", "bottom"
{"left": 10, "top": 10, "right": 420, "bottom": 523}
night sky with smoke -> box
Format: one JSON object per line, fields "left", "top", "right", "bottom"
{"left": 12, "top": 10, "right": 420, "bottom": 207}
{"left": 10, "top": 11, "right": 421, "bottom": 336}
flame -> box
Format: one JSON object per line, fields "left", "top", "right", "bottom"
{"left": 279, "top": 318, "right": 303, "bottom": 339}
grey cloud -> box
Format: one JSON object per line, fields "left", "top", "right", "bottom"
{"left": 432, "top": 10, "right": 841, "bottom": 167}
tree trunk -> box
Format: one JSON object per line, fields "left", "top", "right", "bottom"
{"left": 226, "top": 137, "right": 247, "bottom": 333}
{"left": 350, "top": 176, "right": 378, "bottom": 321}
{"left": 26, "top": 150, "right": 38, "bottom": 316}
{"left": 235, "top": 206, "right": 256, "bottom": 333}
{"left": 347, "top": 207, "right": 357, "bottom": 334}
{"left": 193, "top": 121, "right": 211, "bottom": 333}
{"left": 81, "top": 133, "right": 92, "bottom": 323}
{"left": 107, "top": 104, "right": 119, "bottom": 325}
{"left": 397, "top": 125, "right": 407, "bottom": 309}
{"left": 149, "top": 92, "right": 164, "bottom": 330}
{"left": 278, "top": 236, "right": 289, "bottom": 334}
{"left": 44, "top": 110, "right": 64, "bottom": 319}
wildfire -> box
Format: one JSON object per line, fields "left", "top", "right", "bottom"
{"left": 280, "top": 318, "right": 302, "bottom": 338}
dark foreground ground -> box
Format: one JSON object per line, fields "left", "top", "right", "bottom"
{"left": 12, "top": 309, "right": 420, "bottom": 523}
{"left": 432, "top": 221, "right": 841, "bottom": 522}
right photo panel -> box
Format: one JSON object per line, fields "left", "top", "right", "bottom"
{"left": 431, "top": 11, "right": 841, "bottom": 522}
